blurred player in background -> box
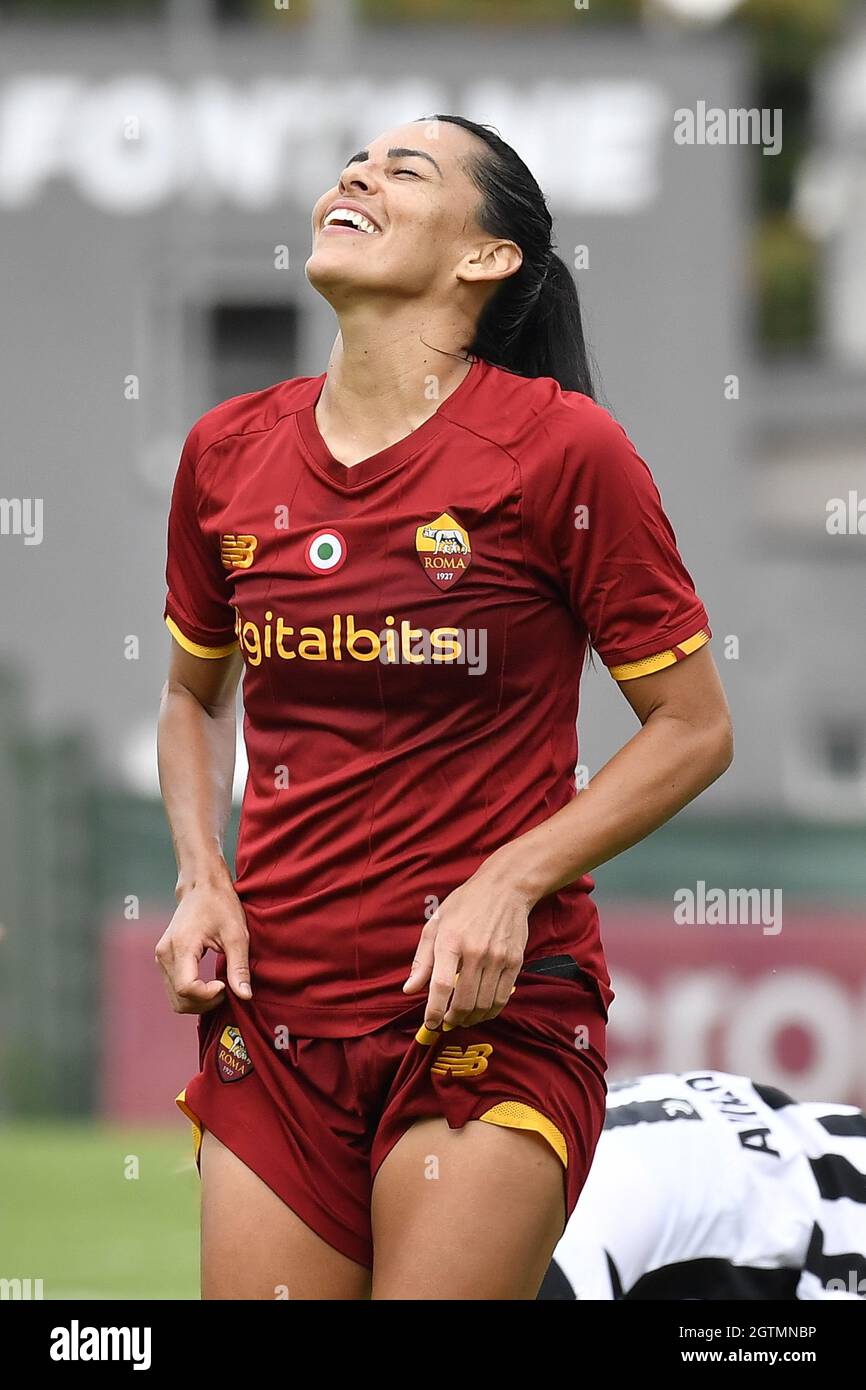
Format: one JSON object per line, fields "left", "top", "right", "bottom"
{"left": 541, "top": 1070, "right": 866, "bottom": 1301}
{"left": 156, "top": 115, "right": 732, "bottom": 1299}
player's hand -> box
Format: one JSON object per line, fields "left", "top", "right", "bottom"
{"left": 154, "top": 881, "right": 251, "bottom": 1014}
{"left": 402, "top": 863, "right": 531, "bottom": 1031}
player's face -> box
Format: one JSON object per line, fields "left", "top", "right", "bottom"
{"left": 306, "top": 120, "right": 494, "bottom": 305}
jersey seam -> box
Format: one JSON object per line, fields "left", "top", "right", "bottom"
{"left": 187, "top": 398, "right": 319, "bottom": 596}
{"left": 193, "top": 398, "right": 318, "bottom": 482}
{"left": 438, "top": 417, "right": 587, "bottom": 622}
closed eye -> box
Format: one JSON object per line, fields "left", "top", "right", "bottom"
{"left": 394, "top": 167, "right": 422, "bottom": 177}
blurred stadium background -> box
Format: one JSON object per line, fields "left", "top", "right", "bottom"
{"left": 1, "top": 0, "right": 865, "bottom": 1298}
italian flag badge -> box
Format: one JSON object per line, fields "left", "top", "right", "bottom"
{"left": 305, "top": 529, "right": 347, "bottom": 574}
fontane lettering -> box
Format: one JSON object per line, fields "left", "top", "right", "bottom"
{"left": 0, "top": 78, "right": 665, "bottom": 215}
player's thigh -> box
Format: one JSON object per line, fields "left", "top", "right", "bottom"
{"left": 370, "top": 1115, "right": 565, "bottom": 1300}
{"left": 200, "top": 1130, "right": 371, "bottom": 1300}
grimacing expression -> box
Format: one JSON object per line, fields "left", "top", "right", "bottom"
{"left": 306, "top": 120, "right": 505, "bottom": 304}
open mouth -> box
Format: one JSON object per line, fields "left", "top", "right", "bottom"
{"left": 321, "top": 208, "right": 381, "bottom": 236}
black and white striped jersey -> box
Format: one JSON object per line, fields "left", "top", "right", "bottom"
{"left": 542, "top": 1070, "right": 866, "bottom": 1301}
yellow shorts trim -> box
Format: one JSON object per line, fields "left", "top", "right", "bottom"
{"left": 609, "top": 627, "right": 710, "bottom": 682}
{"left": 478, "top": 1100, "right": 568, "bottom": 1168}
{"left": 165, "top": 615, "right": 238, "bottom": 660}
{"left": 176, "top": 1088, "right": 204, "bottom": 1166}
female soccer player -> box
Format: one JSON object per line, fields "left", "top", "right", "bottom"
{"left": 156, "top": 115, "right": 733, "bottom": 1300}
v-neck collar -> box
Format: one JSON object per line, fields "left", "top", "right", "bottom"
{"left": 295, "top": 356, "right": 485, "bottom": 490}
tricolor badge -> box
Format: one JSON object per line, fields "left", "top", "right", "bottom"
{"left": 305, "top": 529, "right": 347, "bottom": 575}
{"left": 415, "top": 511, "right": 471, "bottom": 591}
{"left": 216, "top": 1025, "right": 254, "bottom": 1083}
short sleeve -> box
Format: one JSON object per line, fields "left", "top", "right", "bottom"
{"left": 163, "top": 425, "right": 238, "bottom": 659}
{"left": 525, "top": 401, "right": 711, "bottom": 681}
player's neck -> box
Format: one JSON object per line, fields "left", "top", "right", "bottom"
{"left": 315, "top": 305, "right": 473, "bottom": 466}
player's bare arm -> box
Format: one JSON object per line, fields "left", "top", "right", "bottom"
{"left": 155, "top": 638, "right": 250, "bottom": 1014}
{"left": 407, "top": 646, "right": 732, "bottom": 1030}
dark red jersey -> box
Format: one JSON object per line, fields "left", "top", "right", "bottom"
{"left": 164, "top": 357, "right": 710, "bottom": 1036}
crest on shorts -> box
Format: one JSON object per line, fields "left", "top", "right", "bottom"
{"left": 415, "top": 511, "right": 471, "bottom": 591}
{"left": 216, "top": 1025, "right": 254, "bottom": 1083}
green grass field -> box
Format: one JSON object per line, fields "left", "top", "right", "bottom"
{"left": 0, "top": 1124, "right": 200, "bottom": 1299}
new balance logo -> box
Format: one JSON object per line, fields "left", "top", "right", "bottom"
{"left": 221, "top": 534, "right": 258, "bottom": 569}
{"left": 431, "top": 1043, "right": 493, "bottom": 1078}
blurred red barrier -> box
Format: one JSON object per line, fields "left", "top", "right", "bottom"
{"left": 603, "top": 908, "right": 866, "bottom": 1106}
{"left": 101, "top": 913, "right": 210, "bottom": 1123}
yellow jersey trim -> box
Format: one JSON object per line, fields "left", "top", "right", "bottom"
{"left": 478, "top": 1100, "right": 568, "bottom": 1168}
{"left": 165, "top": 615, "right": 237, "bottom": 660}
{"left": 175, "top": 1088, "right": 204, "bottom": 1166}
{"left": 609, "top": 627, "right": 710, "bottom": 682}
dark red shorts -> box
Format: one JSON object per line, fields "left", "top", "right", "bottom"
{"left": 177, "top": 964, "right": 608, "bottom": 1269}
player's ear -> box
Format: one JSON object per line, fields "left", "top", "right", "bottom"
{"left": 457, "top": 239, "right": 522, "bottom": 287}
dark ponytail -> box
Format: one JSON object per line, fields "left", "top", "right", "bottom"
{"left": 419, "top": 114, "right": 597, "bottom": 399}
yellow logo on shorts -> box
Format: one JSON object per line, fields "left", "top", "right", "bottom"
{"left": 221, "top": 534, "right": 258, "bottom": 569}
{"left": 431, "top": 1042, "right": 493, "bottom": 1078}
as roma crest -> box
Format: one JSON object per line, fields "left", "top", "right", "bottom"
{"left": 216, "top": 1025, "right": 254, "bottom": 1083}
{"left": 415, "top": 511, "right": 472, "bottom": 591}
